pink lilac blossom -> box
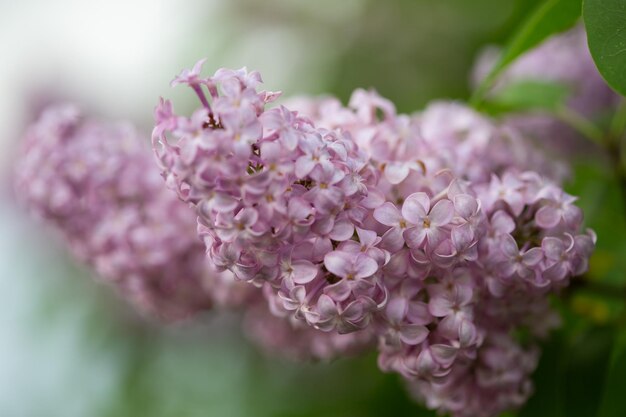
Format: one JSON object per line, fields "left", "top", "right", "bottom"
{"left": 244, "top": 283, "right": 375, "bottom": 361}
{"left": 153, "top": 61, "right": 595, "bottom": 416}
{"left": 14, "top": 103, "right": 369, "bottom": 364}
{"left": 284, "top": 96, "right": 568, "bottom": 183}
{"left": 14, "top": 104, "right": 222, "bottom": 320}
{"left": 153, "top": 63, "right": 388, "bottom": 335}
{"left": 471, "top": 25, "right": 620, "bottom": 156}
{"left": 407, "top": 333, "right": 540, "bottom": 417}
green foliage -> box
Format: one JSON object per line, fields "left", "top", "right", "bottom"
{"left": 597, "top": 328, "right": 626, "bottom": 417}
{"left": 567, "top": 160, "right": 626, "bottom": 287}
{"left": 472, "top": 0, "right": 582, "bottom": 103}
{"left": 479, "top": 80, "right": 571, "bottom": 115}
{"left": 325, "top": 0, "right": 515, "bottom": 111}
{"left": 583, "top": 0, "right": 626, "bottom": 96}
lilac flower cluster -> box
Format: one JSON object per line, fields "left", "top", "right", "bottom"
{"left": 14, "top": 104, "right": 219, "bottom": 320}
{"left": 291, "top": 92, "right": 594, "bottom": 415}
{"left": 285, "top": 95, "right": 569, "bottom": 183}
{"left": 408, "top": 333, "right": 540, "bottom": 417}
{"left": 244, "top": 282, "right": 375, "bottom": 361}
{"left": 153, "top": 61, "right": 595, "bottom": 416}
{"left": 14, "top": 102, "right": 373, "bottom": 364}
{"left": 472, "top": 25, "right": 620, "bottom": 155}
{"left": 153, "top": 64, "right": 388, "bottom": 335}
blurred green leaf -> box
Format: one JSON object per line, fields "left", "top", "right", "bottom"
{"left": 472, "top": 0, "right": 582, "bottom": 103}
{"left": 583, "top": 0, "right": 626, "bottom": 96}
{"left": 480, "top": 80, "right": 571, "bottom": 115}
{"left": 596, "top": 327, "right": 626, "bottom": 417}
{"left": 518, "top": 332, "right": 564, "bottom": 417}
{"left": 490, "top": 0, "right": 547, "bottom": 43}
{"left": 520, "top": 321, "right": 615, "bottom": 417}
{"left": 561, "top": 326, "right": 615, "bottom": 417}
{"left": 325, "top": 0, "right": 515, "bottom": 110}
{"left": 567, "top": 161, "right": 626, "bottom": 286}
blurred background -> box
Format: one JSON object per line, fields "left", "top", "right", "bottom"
{"left": 1, "top": 1, "right": 623, "bottom": 416}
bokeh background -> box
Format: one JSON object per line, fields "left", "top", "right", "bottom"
{"left": 1, "top": 1, "right": 623, "bottom": 416}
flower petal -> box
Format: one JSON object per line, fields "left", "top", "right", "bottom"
{"left": 429, "top": 199, "right": 454, "bottom": 226}
{"left": 500, "top": 234, "right": 519, "bottom": 258}
{"left": 402, "top": 193, "right": 429, "bottom": 223}
{"left": 354, "top": 254, "right": 379, "bottom": 279}
{"left": 385, "top": 297, "right": 407, "bottom": 323}
{"left": 535, "top": 205, "right": 560, "bottom": 229}
{"left": 399, "top": 324, "right": 429, "bottom": 345}
{"left": 374, "top": 202, "right": 403, "bottom": 227}
{"left": 384, "top": 162, "right": 410, "bottom": 185}
{"left": 454, "top": 194, "right": 478, "bottom": 219}
{"left": 323, "top": 251, "right": 352, "bottom": 278}
{"left": 323, "top": 279, "right": 352, "bottom": 302}
{"left": 291, "top": 260, "right": 319, "bottom": 284}
{"left": 522, "top": 247, "right": 543, "bottom": 266}
{"left": 403, "top": 226, "right": 427, "bottom": 249}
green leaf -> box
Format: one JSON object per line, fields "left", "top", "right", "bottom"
{"left": 583, "top": 0, "right": 626, "bottom": 96}
{"left": 472, "top": 0, "right": 582, "bottom": 104}
{"left": 481, "top": 80, "right": 571, "bottom": 114}
{"left": 519, "top": 320, "right": 615, "bottom": 417}
{"left": 596, "top": 328, "right": 626, "bottom": 417}
{"left": 561, "top": 326, "right": 616, "bottom": 417}
{"left": 518, "top": 332, "right": 564, "bottom": 417}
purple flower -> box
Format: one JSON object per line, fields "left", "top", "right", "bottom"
{"left": 384, "top": 296, "right": 429, "bottom": 345}
{"left": 281, "top": 257, "right": 319, "bottom": 285}
{"left": 294, "top": 133, "right": 332, "bottom": 177}
{"left": 324, "top": 251, "right": 379, "bottom": 281}
{"left": 535, "top": 189, "right": 582, "bottom": 229}
{"left": 338, "top": 227, "right": 388, "bottom": 266}
{"left": 261, "top": 106, "right": 303, "bottom": 150}
{"left": 14, "top": 104, "right": 226, "bottom": 320}
{"left": 497, "top": 234, "right": 543, "bottom": 279}
{"left": 402, "top": 193, "right": 454, "bottom": 249}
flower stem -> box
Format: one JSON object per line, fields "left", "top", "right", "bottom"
{"left": 555, "top": 107, "right": 606, "bottom": 147}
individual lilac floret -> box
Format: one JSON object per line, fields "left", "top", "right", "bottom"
{"left": 472, "top": 25, "right": 620, "bottom": 155}
{"left": 14, "top": 104, "right": 220, "bottom": 320}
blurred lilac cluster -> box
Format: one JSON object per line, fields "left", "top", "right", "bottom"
{"left": 14, "top": 104, "right": 216, "bottom": 320}
{"left": 13, "top": 24, "right": 610, "bottom": 417}
{"left": 151, "top": 61, "right": 595, "bottom": 416}
{"left": 472, "top": 25, "right": 620, "bottom": 156}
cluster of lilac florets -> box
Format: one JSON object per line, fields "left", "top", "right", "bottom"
{"left": 13, "top": 102, "right": 374, "bottom": 361}
{"left": 152, "top": 60, "right": 595, "bottom": 416}
{"left": 13, "top": 104, "right": 218, "bottom": 319}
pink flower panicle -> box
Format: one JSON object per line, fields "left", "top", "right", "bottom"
{"left": 14, "top": 104, "right": 219, "bottom": 320}
{"left": 290, "top": 93, "right": 594, "bottom": 415}
{"left": 153, "top": 61, "right": 387, "bottom": 334}
{"left": 154, "top": 62, "right": 596, "bottom": 416}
